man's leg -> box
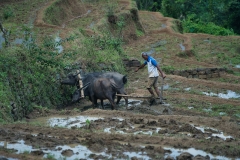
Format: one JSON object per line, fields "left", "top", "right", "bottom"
{"left": 154, "top": 87, "right": 161, "bottom": 98}
{"left": 152, "top": 77, "right": 160, "bottom": 98}
{"left": 147, "top": 77, "right": 156, "bottom": 97}
{"left": 147, "top": 88, "right": 155, "bottom": 97}
{"left": 153, "top": 77, "right": 163, "bottom": 103}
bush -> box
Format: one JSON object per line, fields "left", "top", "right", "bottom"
{"left": 182, "top": 17, "right": 235, "bottom": 36}
{"left": 162, "top": 65, "right": 175, "bottom": 74}
{"left": 3, "top": 5, "right": 14, "bottom": 20}
{"left": 0, "top": 28, "right": 76, "bottom": 121}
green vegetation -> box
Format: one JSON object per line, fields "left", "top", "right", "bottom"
{"left": 135, "top": 0, "right": 240, "bottom": 35}
{"left": 0, "top": 0, "right": 127, "bottom": 122}
{"left": 182, "top": 19, "right": 235, "bottom": 36}
{"left": 43, "top": 0, "right": 64, "bottom": 25}
{"left": 79, "top": 28, "right": 126, "bottom": 73}
{"left": 136, "top": 29, "right": 144, "bottom": 37}
{"left": 45, "top": 153, "right": 56, "bottom": 160}
{"left": 162, "top": 65, "right": 175, "bottom": 74}
{"left": 2, "top": 5, "right": 14, "bottom": 20}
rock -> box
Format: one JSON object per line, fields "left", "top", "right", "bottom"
{"left": 177, "top": 152, "right": 193, "bottom": 160}
{"left": 31, "top": 150, "right": 44, "bottom": 156}
{"left": 193, "top": 155, "right": 210, "bottom": 160}
{"left": 61, "top": 149, "right": 74, "bottom": 157}
{"left": 165, "top": 156, "right": 174, "bottom": 160}
{"left": 131, "top": 157, "right": 139, "bottom": 160}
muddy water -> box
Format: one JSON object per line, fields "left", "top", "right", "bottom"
{"left": 179, "top": 43, "right": 185, "bottom": 51}
{"left": 0, "top": 156, "right": 17, "bottom": 160}
{"left": 48, "top": 115, "right": 102, "bottom": 128}
{"left": 0, "top": 32, "right": 6, "bottom": 49}
{"left": 0, "top": 139, "right": 152, "bottom": 160}
{"left": 1, "top": 111, "right": 240, "bottom": 160}
{"left": 202, "top": 90, "right": 240, "bottom": 99}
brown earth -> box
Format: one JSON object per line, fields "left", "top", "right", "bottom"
{"left": 0, "top": 0, "right": 240, "bottom": 159}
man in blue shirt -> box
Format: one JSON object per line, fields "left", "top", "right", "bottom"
{"left": 135, "top": 52, "right": 166, "bottom": 102}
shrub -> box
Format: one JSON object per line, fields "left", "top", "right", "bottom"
{"left": 182, "top": 17, "right": 235, "bottom": 36}
{"left": 3, "top": 5, "right": 14, "bottom": 20}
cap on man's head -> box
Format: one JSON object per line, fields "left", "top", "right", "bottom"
{"left": 141, "top": 52, "right": 148, "bottom": 56}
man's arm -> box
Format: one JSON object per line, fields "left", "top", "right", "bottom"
{"left": 156, "top": 65, "right": 166, "bottom": 79}
{"left": 135, "top": 63, "right": 146, "bottom": 72}
{"left": 151, "top": 58, "right": 166, "bottom": 79}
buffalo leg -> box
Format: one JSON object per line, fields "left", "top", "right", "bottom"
{"left": 116, "top": 91, "right": 128, "bottom": 106}
{"left": 106, "top": 94, "right": 116, "bottom": 110}
{"left": 91, "top": 96, "right": 97, "bottom": 109}
{"left": 101, "top": 99, "right": 105, "bottom": 110}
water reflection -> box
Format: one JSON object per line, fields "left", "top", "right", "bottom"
{"left": 179, "top": 43, "right": 185, "bottom": 51}
{"left": 0, "top": 139, "right": 152, "bottom": 160}
{"left": 0, "top": 32, "right": 5, "bottom": 48}
{"left": 48, "top": 116, "right": 102, "bottom": 128}
{"left": 55, "top": 36, "right": 63, "bottom": 53}
{"left": 202, "top": 90, "right": 240, "bottom": 99}
{"left": 0, "top": 140, "right": 34, "bottom": 154}
{"left": 191, "top": 125, "right": 233, "bottom": 141}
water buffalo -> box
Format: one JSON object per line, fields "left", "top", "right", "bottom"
{"left": 61, "top": 72, "right": 128, "bottom": 106}
{"left": 72, "top": 78, "right": 119, "bottom": 109}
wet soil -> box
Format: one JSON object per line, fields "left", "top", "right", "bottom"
{"left": 0, "top": 108, "right": 240, "bottom": 160}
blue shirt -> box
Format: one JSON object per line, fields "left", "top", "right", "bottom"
{"left": 144, "top": 56, "right": 159, "bottom": 77}
{"left": 144, "top": 56, "right": 158, "bottom": 67}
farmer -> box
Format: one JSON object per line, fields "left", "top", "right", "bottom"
{"left": 135, "top": 52, "right": 166, "bottom": 102}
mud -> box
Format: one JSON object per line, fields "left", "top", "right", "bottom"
{"left": 0, "top": 109, "right": 240, "bottom": 160}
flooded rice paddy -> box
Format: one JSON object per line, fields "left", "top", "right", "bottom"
{"left": 2, "top": 112, "right": 238, "bottom": 160}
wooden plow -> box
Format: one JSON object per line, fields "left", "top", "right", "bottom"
{"left": 116, "top": 94, "right": 152, "bottom": 99}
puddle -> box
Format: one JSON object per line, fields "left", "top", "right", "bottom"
{"left": 48, "top": 116, "right": 102, "bottom": 128}
{"left": 203, "top": 108, "right": 212, "bottom": 112}
{"left": 163, "top": 84, "right": 170, "bottom": 90}
{"left": 0, "top": 140, "right": 35, "bottom": 154}
{"left": 219, "top": 112, "right": 227, "bottom": 116}
{"left": 0, "top": 156, "right": 17, "bottom": 160}
{"left": 158, "top": 84, "right": 169, "bottom": 91}
{"left": 191, "top": 125, "right": 233, "bottom": 140}
{"left": 43, "top": 144, "right": 111, "bottom": 160}
{"left": 212, "top": 132, "right": 233, "bottom": 140}
{"left": 203, "top": 39, "right": 211, "bottom": 44}
{"left": 164, "top": 147, "right": 232, "bottom": 160}
{"left": 13, "top": 38, "right": 24, "bottom": 45}
{"left": 124, "top": 151, "right": 151, "bottom": 159}
{"left": 202, "top": 90, "right": 240, "bottom": 99}
{"left": 179, "top": 43, "right": 185, "bottom": 51}
{"left": 0, "top": 32, "right": 5, "bottom": 49}
{"left": 104, "top": 126, "right": 161, "bottom": 136}
{"left": 119, "top": 99, "right": 143, "bottom": 107}
{"left": 128, "top": 99, "right": 143, "bottom": 107}
{"left": 89, "top": 21, "right": 95, "bottom": 29}
{"left": 134, "top": 130, "right": 153, "bottom": 135}
{"left": 55, "top": 36, "right": 63, "bottom": 53}
{"left": 235, "top": 65, "right": 240, "bottom": 68}
{"left": 0, "top": 139, "right": 152, "bottom": 160}
{"left": 161, "top": 24, "right": 166, "bottom": 28}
